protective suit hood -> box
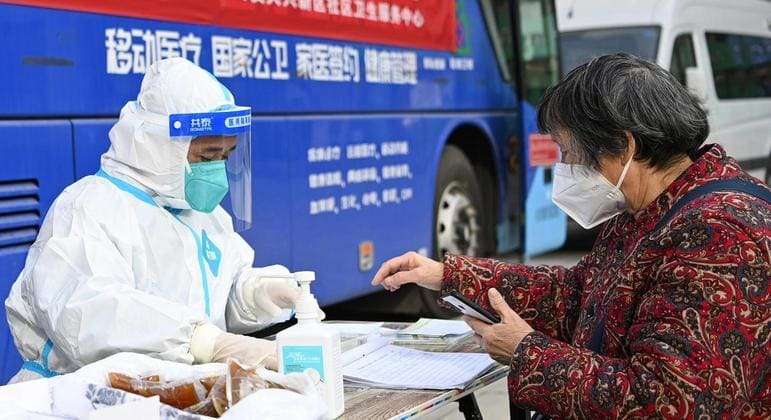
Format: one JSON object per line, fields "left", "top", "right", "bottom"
{"left": 101, "top": 57, "right": 236, "bottom": 209}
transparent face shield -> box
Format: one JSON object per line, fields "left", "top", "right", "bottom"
{"left": 169, "top": 107, "right": 252, "bottom": 231}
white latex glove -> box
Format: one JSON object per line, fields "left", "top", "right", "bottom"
{"left": 241, "top": 266, "right": 326, "bottom": 321}
{"left": 242, "top": 268, "right": 301, "bottom": 319}
{"left": 191, "top": 323, "right": 278, "bottom": 370}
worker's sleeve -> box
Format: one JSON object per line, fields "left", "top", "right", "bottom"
{"left": 224, "top": 233, "right": 293, "bottom": 334}
{"left": 441, "top": 253, "right": 590, "bottom": 342}
{"left": 505, "top": 222, "right": 769, "bottom": 418}
{"left": 26, "top": 196, "right": 205, "bottom": 368}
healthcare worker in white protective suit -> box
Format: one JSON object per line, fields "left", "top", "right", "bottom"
{"left": 5, "top": 57, "right": 304, "bottom": 383}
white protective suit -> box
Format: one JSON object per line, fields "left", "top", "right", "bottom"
{"left": 5, "top": 58, "right": 292, "bottom": 383}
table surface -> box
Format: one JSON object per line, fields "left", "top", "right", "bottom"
{"left": 330, "top": 321, "right": 509, "bottom": 420}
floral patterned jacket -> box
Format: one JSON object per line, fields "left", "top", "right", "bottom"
{"left": 441, "top": 145, "right": 770, "bottom": 419}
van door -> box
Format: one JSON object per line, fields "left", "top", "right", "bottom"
{"left": 700, "top": 32, "right": 771, "bottom": 180}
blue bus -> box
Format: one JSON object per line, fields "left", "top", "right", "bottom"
{"left": 0, "top": 0, "right": 565, "bottom": 382}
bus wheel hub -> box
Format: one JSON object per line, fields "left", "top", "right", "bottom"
{"left": 436, "top": 181, "right": 480, "bottom": 256}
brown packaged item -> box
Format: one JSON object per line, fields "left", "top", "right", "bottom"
{"left": 108, "top": 360, "right": 273, "bottom": 417}
{"left": 200, "top": 375, "right": 221, "bottom": 393}
{"left": 225, "top": 359, "right": 268, "bottom": 407}
{"left": 185, "top": 398, "right": 219, "bottom": 417}
{"left": 208, "top": 375, "right": 229, "bottom": 416}
{"left": 108, "top": 372, "right": 207, "bottom": 410}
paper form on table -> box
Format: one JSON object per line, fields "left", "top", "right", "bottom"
{"left": 341, "top": 337, "right": 496, "bottom": 390}
{"left": 399, "top": 318, "right": 473, "bottom": 337}
{"left": 323, "top": 322, "right": 386, "bottom": 336}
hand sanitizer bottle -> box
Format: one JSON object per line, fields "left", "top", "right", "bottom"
{"left": 277, "top": 271, "right": 344, "bottom": 418}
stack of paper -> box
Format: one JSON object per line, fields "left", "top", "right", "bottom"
{"left": 399, "top": 318, "right": 473, "bottom": 337}
{"left": 324, "top": 322, "right": 386, "bottom": 336}
{"left": 341, "top": 338, "right": 496, "bottom": 390}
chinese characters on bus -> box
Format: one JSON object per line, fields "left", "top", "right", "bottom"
{"left": 105, "top": 28, "right": 202, "bottom": 74}
{"left": 242, "top": 0, "right": 425, "bottom": 29}
{"left": 211, "top": 36, "right": 290, "bottom": 80}
{"left": 296, "top": 44, "right": 360, "bottom": 82}
{"left": 105, "top": 28, "right": 454, "bottom": 85}
{"left": 306, "top": 141, "right": 413, "bottom": 216}
{"left": 364, "top": 49, "right": 417, "bottom": 84}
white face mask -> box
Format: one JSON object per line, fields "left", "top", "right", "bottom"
{"left": 551, "top": 152, "right": 634, "bottom": 229}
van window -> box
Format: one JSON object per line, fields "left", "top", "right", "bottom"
{"left": 559, "top": 26, "right": 660, "bottom": 75}
{"left": 706, "top": 32, "right": 771, "bottom": 99}
{"left": 670, "top": 34, "right": 696, "bottom": 86}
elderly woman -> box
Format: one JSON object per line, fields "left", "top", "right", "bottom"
{"left": 372, "top": 54, "right": 770, "bottom": 419}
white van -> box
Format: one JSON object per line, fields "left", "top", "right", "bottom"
{"left": 556, "top": 0, "right": 771, "bottom": 182}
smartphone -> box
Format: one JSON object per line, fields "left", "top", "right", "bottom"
{"left": 441, "top": 291, "right": 501, "bottom": 324}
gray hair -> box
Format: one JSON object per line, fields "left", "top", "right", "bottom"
{"left": 537, "top": 53, "right": 709, "bottom": 170}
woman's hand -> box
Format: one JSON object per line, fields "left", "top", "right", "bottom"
{"left": 464, "top": 288, "right": 534, "bottom": 365}
{"left": 371, "top": 251, "right": 444, "bottom": 291}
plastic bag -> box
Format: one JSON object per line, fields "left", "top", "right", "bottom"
{"left": 185, "top": 398, "right": 219, "bottom": 417}
{"left": 74, "top": 353, "right": 225, "bottom": 386}
{"left": 69, "top": 352, "right": 325, "bottom": 418}
{"left": 225, "top": 359, "right": 268, "bottom": 407}
{"left": 108, "top": 372, "right": 208, "bottom": 409}
{"left": 220, "top": 389, "right": 327, "bottom": 420}
{"left": 107, "top": 359, "right": 272, "bottom": 417}
{"left": 208, "top": 375, "right": 228, "bottom": 416}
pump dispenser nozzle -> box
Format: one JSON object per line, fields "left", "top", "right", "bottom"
{"left": 293, "top": 271, "right": 320, "bottom": 322}
{"left": 277, "top": 270, "right": 345, "bottom": 417}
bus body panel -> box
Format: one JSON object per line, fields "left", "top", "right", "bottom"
{"left": 72, "top": 120, "right": 112, "bottom": 180}
{"left": 520, "top": 101, "right": 567, "bottom": 257}
{"left": 0, "top": 120, "right": 76, "bottom": 384}
{"left": 0, "top": 3, "right": 517, "bottom": 117}
{"left": 283, "top": 113, "right": 517, "bottom": 304}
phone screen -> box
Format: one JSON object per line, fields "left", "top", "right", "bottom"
{"left": 441, "top": 293, "right": 501, "bottom": 324}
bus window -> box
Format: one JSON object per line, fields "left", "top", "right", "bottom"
{"left": 670, "top": 34, "right": 697, "bottom": 86}
{"left": 518, "top": 0, "right": 560, "bottom": 105}
{"left": 706, "top": 32, "right": 771, "bottom": 99}
{"left": 480, "top": 0, "right": 517, "bottom": 82}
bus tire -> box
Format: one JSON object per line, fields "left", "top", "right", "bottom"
{"left": 420, "top": 145, "right": 489, "bottom": 317}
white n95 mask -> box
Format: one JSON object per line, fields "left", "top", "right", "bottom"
{"left": 551, "top": 152, "right": 633, "bottom": 229}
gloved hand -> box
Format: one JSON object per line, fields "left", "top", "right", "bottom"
{"left": 242, "top": 266, "right": 301, "bottom": 319}
{"left": 212, "top": 332, "right": 278, "bottom": 370}
{"left": 191, "top": 323, "right": 278, "bottom": 370}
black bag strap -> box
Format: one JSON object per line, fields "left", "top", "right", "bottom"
{"left": 653, "top": 178, "right": 771, "bottom": 232}
{"left": 586, "top": 178, "right": 769, "bottom": 355}
{"left": 587, "top": 316, "right": 606, "bottom": 353}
